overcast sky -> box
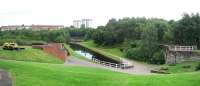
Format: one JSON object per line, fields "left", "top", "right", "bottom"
{"left": 0, "top": 0, "right": 199, "bottom": 27}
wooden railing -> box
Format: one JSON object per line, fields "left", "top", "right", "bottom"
{"left": 92, "top": 58, "right": 133, "bottom": 69}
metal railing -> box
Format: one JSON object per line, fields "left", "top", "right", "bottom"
{"left": 92, "top": 58, "right": 133, "bottom": 69}
{"left": 169, "top": 46, "right": 195, "bottom": 51}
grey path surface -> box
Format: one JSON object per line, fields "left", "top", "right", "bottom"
{"left": 65, "top": 57, "right": 157, "bottom": 74}
{"left": 0, "top": 69, "right": 12, "bottom": 86}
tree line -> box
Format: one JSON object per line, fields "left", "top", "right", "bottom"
{"left": 0, "top": 29, "right": 70, "bottom": 45}
{"left": 69, "top": 13, "right": 200, "bottom": 64}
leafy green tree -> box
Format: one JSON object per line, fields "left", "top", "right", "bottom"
{"left": 174, "top": 13, "right": 200, "bottom": 48}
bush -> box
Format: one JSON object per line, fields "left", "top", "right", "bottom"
{"left": 182, "top": 65, "right": 191, "bottom": 69}
{"left": 150, "top": 69, "right": 170, "bottom": 74}
{"left": 160, "top": 67, "right": 169, "bottom": 70}
{"left": 195, "top": 63, "right": 200, "bottom": 71}
{"left": 125, "top": 48, "right": 144, "bottom": 61}
{"left": 150, "top": 50, "right": 165, "bottom": 64}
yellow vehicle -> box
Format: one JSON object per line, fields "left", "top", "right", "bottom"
{"left": 2, "top": 42, "right": 20, "bottom": 50}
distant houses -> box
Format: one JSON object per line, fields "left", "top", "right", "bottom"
{"left": 0, "top": 25, "right": 64, "bottom": 31}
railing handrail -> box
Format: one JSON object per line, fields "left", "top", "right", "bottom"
{"left": 92, "top": 58, "right": 129, "bottom": 69}
{"left": 169, "top": 45, "right": 195, "bottom": 51}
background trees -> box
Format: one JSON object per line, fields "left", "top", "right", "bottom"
{"left": 88, "top": 13, "right": 200, "bottom": 64}
{"left": 174, "top": 13, "right": 200, "bottom": 48}
{"left": 0, "top": 29, "right": 70, "bottom": 45}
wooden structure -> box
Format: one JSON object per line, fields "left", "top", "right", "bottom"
{"left": 32, "top": 43, "right": 68, "bottom": 61}
{"left": 162, "top": 45, "right": 197, "bottom": 64}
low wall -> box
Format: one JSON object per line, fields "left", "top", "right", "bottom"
{"left": 165, "top": 51, "right": 200, "bottom": 64}
{"left": 32, "top": 43, "right": 68, "bottom": 61}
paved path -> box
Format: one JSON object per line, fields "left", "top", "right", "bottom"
{"left": 65, "top": 57, "right": 157, "bottom": 74}
{"left": 0, "top": 69, "right": 12, "bottom": 86}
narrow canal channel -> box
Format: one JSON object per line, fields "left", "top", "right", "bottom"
{"left": 69, "top": 43, "right": 120, "bottom": 64}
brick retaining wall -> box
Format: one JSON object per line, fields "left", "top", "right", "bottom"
{"left": 32, "top": 43, "right": 68, "bottom": 61}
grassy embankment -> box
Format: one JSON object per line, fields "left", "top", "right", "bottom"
{"left": 161, "top": 61, "right": 200, "bottom": 73}
{"left": 79, "top": 40, "right": 124, "bottom": 61}
{"left": 0, "top": 59, "right": 200, "bottom": 86}
{"left": 0, "top": 46, "right": 62, "bottom": 63}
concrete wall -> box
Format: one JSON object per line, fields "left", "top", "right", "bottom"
{"left": 165, "top": 51, "right": 200, "bottom": 64}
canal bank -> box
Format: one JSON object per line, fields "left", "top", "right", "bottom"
{"left": 69, "top": 42, "right": 121, "bottom": 64}
{"left": 65, "top": 43, "right": 156, "bottom": 73}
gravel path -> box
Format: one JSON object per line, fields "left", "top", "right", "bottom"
{"left": 65, "top": 57, "right": 157, "bottom": 74}
{"left": 0, "top": 69, "right": 12, "bottom": 86}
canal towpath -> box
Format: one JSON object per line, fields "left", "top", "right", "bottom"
{"left": 65, "top": 56, "right": 157, "bottom": 74}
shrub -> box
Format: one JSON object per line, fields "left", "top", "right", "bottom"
{"left": 182, "top": 65, "right": 191, "bottom": 69}
{"left": 150, "top": 69, "right": 170, "bottom": 74}
{"left": 150, "top": 50, "right": 165, "bottom": 64}
{"left": 125, "top": 48, "right": 143, "bottom": 61}
{"left": 195, "top": 63, "right": 200, "bottom": 71}
{"left": 160, "top": 67, "right": 169, "bottom": 70}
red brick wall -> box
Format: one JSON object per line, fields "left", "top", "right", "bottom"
{"left": 32, "top": 43, "right": 68, "bottom": 61}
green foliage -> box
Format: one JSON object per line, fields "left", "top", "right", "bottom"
{"left": 125, "top": 48, "right": 142, "bottom": 61}
{"left": 151, "top": 50, "right": 165, "bottom": 64}
{"left": 125, "top": 22, "right": 167, "bottom": 64}
{"left": 174, "top": 13, "right": 200, "bottom": 48}
{"left": 0, "top": 29, "right": 70, "bottom": 45}
{"left": 68, "top": 28, "right": 92, "bottom": 38}
{"left": 196, "top": 63, "right": 200, "bottom": 71}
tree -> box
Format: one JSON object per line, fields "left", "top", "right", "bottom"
{"left": 174, "top": 13, "right": 200, "bottom": 48}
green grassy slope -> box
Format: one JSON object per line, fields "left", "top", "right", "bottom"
{"left": 80, "top": 41, "right": 124, "bottom": 61}
{"left": 0, "top": 46, "right": 62, "bottom": 63}
{"left": 0, "top": 59, "right": 200, "bottom": 86}
{"left": 162, "top": 61, "right": 200, "bottom": 73}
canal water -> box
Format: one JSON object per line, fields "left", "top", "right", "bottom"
{"left": 69, "top": 44, "right": 120, "bottom": 64}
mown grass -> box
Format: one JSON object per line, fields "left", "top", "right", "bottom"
{"left": 162, "top": 61, "right": 200, "bottom": 73}
{"left": 0, "top": 59, "right": 200, "bottom": 86}
{"left": 80, "top": 41, "right": 124, "bottom": 61}
{"left": 0, "top": 46, "right": 62, "bottom": 63}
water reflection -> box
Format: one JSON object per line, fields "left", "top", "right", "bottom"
{"left": 75, "top": 50, "right": 93, "bottom": 60}
{"left": 70, "top": 44, "right": 120, "bottom": 64}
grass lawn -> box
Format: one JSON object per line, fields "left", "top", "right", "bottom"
{"left": 162, "top": 61, "right": 200, "bottom": 73}
{"left": 80, "top": 40, "right": 124, "bottom": 61}
{"left": 0, "top": 59, "right": 200, "bottom": 86}
{"left": 0, "top": 46, "right": 62, "bottom": 63}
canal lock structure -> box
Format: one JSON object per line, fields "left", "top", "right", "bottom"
{"left": 69, "top": 43, "right": 132, "bottom": 69}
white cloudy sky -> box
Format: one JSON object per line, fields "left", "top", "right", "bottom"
{"left": 0, "top": 0, "right": 199, "bottom": 27}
